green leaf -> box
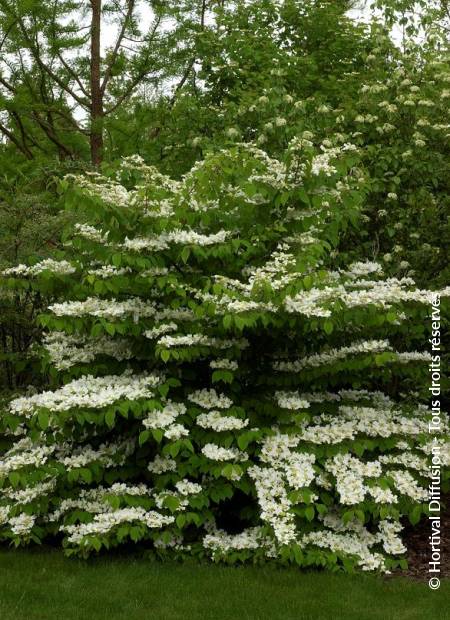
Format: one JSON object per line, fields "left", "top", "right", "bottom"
{"left": 152, "top": 429, "right": 164, "bottom": 443}
{"left": 168, "top": 441, "right": 181, "bottom": 458}
{"left": 161, "top": 350, "right": 170, "bottom": 363}
{"left": 342, "top": 510, "right": 354, "bottom": 524}
{"left": 8, "top": 472, "right": 20, "bottom": 487}
{"left": 305, "top": 506, "right": 315, "bottom": 522}
{"left": 180, "top": 247, "right": 190, "bottom": 263}
{"left": 79, "top": 468, "right": 93, "bottom": 483}
{"left": 139, "top": 430, "right": 150, "bottom": 446}
{"left": 223, "top": 315, "right": 232, "bottom": 329}
{"left": 355, "top": 509, "right": 365, "bottom": 524}
{"left": 105, "top": 410, "right": 116, "bottom": 428}
{"left": 164, "top": 495, "right": 180, "bottom": 512}
{"left": 409, "top": 505, "right": 422, "bottom": 526}
{"left": 323, "top": 320, "right": 334, "bottom": 335}
{"left": 237, "top": 435, "right": 249, "bottom": 450}
{"left": 37, "top": 411, "right": 49, "bottom": 430}
{"left": 176, "top": 514, "right": 186, "bottom": 528}
{"left": 105, "top": 323, "right": 116, "bottom": 336}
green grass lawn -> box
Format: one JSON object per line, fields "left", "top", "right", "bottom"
{"left": 0, "top": 548, "right": 447, "bottom": 620}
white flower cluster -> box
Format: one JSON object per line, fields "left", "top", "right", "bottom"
{"left": 164, "top": 424, "right": 189, "bottom": 440}
{"left": 284, "top": 278, "right": 450, "bottom": 317}
{"left": 158, "top": 334, "right": 247, "bottom": 349}
{"left": 311, "top": 152, "right": 337, "bottom": 176}
{"left": 209, "top": 359, "right": 238, "bottom": 370}
{"left": 0, "top": 507, "right": 10, "bottom": 525}
{"left": 201, "top": 444, "right": 248, "bottom": 461}
{"left": 0, "top": 439, "right": 55, "bottom": 476}
{"left": 243, "top": 248, "right": 298, "bottom": 291}
{"left": 174, "top": 480, "right": 202, "bottom": 495}
{"left": 196, "top": 411, "right": 248, "bottom": 432}
{"left": 379, "top": 452, "right": 429, "bottom": 475}
{"left": 144, "top": 323, "right": 178, "bottom": 339}
{"left": 58, "top": 438, "right": 135, "bottom": 470}
{"left": 248, "top": 432, "right": 318, "bottom": 545}
{"left": 378, "top": 520, "right": 407, "bottom": 555}
{"left": 48, "top": 484, "right": 151, "bottom": 522}
{"left": 147, "top": 455, "right": 177, "bottom": 474}
{"left": 49, "top": 297, "right": 157, "bottom": 320}
{"left": 285, "top": 452, "right": 316, "bottom": 489}
{"left": 143, "top": 402, "right": 186, "bottom": 430}
{"left": 2, "top": 479, "right": 56, "bottom": 505}
{"left": 203, "top": 527, "right": 271, "bottom": 555}
{"left": 275, "top": 392, "right": 311, "bottom": 410}
{"left": 142, "top": 402, "right": 188, "bottom": 439}
{"left": 74, "top": 223, "right": 110, "bottom": 244}
{"left": 301, "top": 530, "right": 385, "bottom": 571}
{"left": 259, "top": 433, "right": 300, "bottom": 466}
{"left": 248, "top": 465, "right": 296, "bottom": 545}
{"left": 87, "top": 265, "right": 131, "bottom": 278}
{"left": 326, "top": 454, "right": 382, "bottom": 505}
{"left": 273, "top": 340, "right": 391, "bottom": 372}
{"left": 344, "top": 261, "right": 383, "bottom": 278}
{"left": 62, "top": 508, "right": 175, "bottom": 545}
{"left": 43, "top": 332, "right": 134, "bottom": 369}
{"left": 299, "top": 405, "right": 433, "bottom": 445}
{"left": 123, "top": 229, "right": 229, "bottom": 252}
{"left": 188, "top": 389, "right": 233, "bottom": 410}
{"left": 8, "top": 513, "right": 36, "bottom": 536}
{"left": 69, "top": 173, "right": 130, "bottom": 207}
{"left": 1, "top": 259, "right": 76, "bottom": 278}
{"left": 323, "top": 452, "right": 429, "bottom": 505}
{"left": 10, "top": 371, "right": 161, "bottom": 416}
{"left": 387, "top": 470, "right": 428, "bottom": 502}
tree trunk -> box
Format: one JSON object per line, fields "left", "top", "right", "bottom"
{"left": 90, "top": 0, "right": 103, "bottom": 165}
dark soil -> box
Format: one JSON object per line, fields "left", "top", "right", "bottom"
{"left": 393, "top": 493, "right": 449, "bottom": 580}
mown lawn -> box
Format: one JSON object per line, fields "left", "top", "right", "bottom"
{"left": 0, "top": 548, "right": 447, "bottom": 620}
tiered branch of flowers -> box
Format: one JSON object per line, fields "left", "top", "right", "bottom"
{"left": 0, "top": 138, "right": 449, "bottom": 572}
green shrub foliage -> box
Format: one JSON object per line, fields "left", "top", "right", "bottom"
{"left": 0, "top": 142, "right": 449, "bottom": 572}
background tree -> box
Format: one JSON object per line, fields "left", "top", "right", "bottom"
{"left": 0, "top": 0, "right": 212, "bottom": 164}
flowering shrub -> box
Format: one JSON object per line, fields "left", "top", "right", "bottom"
{"left": 175, "top": 2, "right": 450, "bottom": 286}
{"left": 0, "top": 142, "right": 449, "bottom": 573}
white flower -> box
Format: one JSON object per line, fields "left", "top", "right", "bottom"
{"left": 1, "top": 259, "right": 76, "bottom": 278}
{"left": 143, "top": 402, "right": 186, "bottom": 430}
{"left": 9, "top": 513, "right": 35, "bottom": 536}
{"left": 201, "top": 444, "right": 248, "bottom": 461}
{"left": 275, "top": 392, "right": 310, "bottom": 410}
{"left": 188, "top": 389, "right": 233, "bottom": 410}
{"left": 148, "top": 455, "right": 177, "bottom": 474}
{"left": 10, "top": 371, "right": 161, "bottom": 416}
{"left": 226, "top": 127, "right": 240, "bottom": 138}
{"left": 196, "top": 411, "right": 248, "bottom": 432}
{"left": 175, "top": 480, "right": 202, "bottom": 495}
{"left": 164, "top": 424, "right": 189, "bottom": 440}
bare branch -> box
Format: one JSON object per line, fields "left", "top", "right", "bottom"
{"left": 55, "top": 50, "right": 90, "bottom": 98}
{"left": 0, "top": 121, "right": 33, "bottom": 159}
{"left": 31, "top": 110, "right": 74, "bottom": 158}
{"left": 13, "top": 10, "right": 90, "bottom": 109}
{"left": 101, "top": 0, "right": 136, "bottom": 94}
{"left": 104, "top": 14, "right": 163, "bottom": 115}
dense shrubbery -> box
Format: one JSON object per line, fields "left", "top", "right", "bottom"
{"left": 0, "top": 160, "right": 79, "bottom": 390}
{"left": 0, "top": 142, "right": 448, "bottom": 572}
{"left": 1, "top": 2, "right": 449, "bottom": 394}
